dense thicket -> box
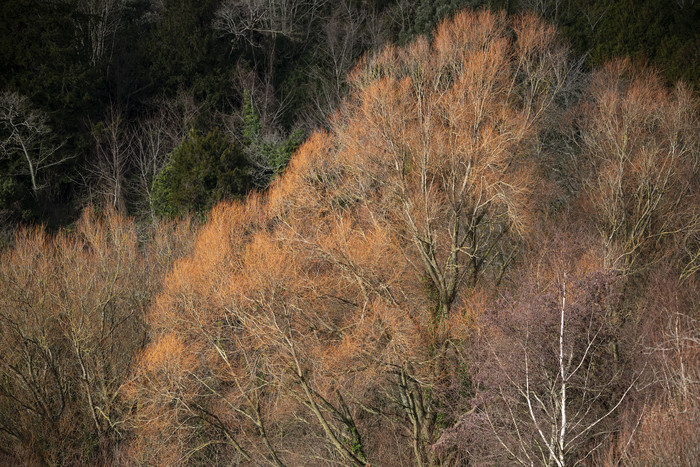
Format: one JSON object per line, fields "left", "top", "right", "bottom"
{"left": 123, "top": 10, "right": 694, "bottom": 466}
{"left": 0, "top": 209, "right": 197, "bottom": 464}
{"left": 0, "top": 5, "right": 698, "bottom": 466}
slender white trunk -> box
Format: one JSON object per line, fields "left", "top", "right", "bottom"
{"left": 558, "top": 279, "right": 567, "bottom": 466}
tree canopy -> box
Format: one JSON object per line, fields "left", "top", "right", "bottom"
{"left": 0, "top": 4, "right": 698, "bottom": 465}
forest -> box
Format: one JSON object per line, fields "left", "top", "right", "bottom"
{"left": 0, "top": 1, "right": 699, "bottom": 465}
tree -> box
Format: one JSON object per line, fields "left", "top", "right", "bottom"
{"left": 213, "top": 0, "right": 327, "bottom": 46}
{"left": 238, "top": 90, "right": 303, "bottom": 188}
{"left": 454, "top": 238, "right": 639, "bottom": 465}
{"left": 125, "top": 201, "right": 292, "bottom": 465}
{"left": 0, "top": 92, "right": 68, "bottom": 200}
{"left": 303, "top": 0, "right": 372, "bottom": 127}
{"left": 577, "top": 61, "right": 700, "bottom": 274}
{"left": 90, "top": 104, "right": 132, "bottom": 211}
{"left": 588, "top": 267, "right": 700, "bottom": 465}
{"left": 339, "top": 10, "right": 571, "bottom": 314}
{"left": 130, "top": 93, "right": 201, "bottom": 220}
{"left": 0, "top": 208, "right": 196, "bottom": 464}
{"left": 151, "top": 128, "right": 250, "bottom": 217}
{"left": 70, "top": 0, "right": 128, "bottom": 67}
{"left": 213, "top": 0, "right": 329, "bottom": 131}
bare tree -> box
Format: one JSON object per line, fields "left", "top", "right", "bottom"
{"left": 309, "top": 2, "right": 367, "bottom": 121}
{"left": 578, "top": 61, "right": 700, "bottom": 275}
{"left": 340, "top": 11, "right": 571, "bottom": 314}
{"left": 214, "top": 0, "right": 328, "bottom": 130}
{"left": 70, "top": 0, "right": 127, "bottom": 67}
{"left": 0, "top": 208, "right": 187, "bottom": 464}
{"left": 90, "top": 104, "right": 132, "bottom": 211}
{"left": 131, "top": 115, "right": 171, "bottom": 220}
{"left": 213, "top": 0, "right": 327, "bottom": 46}
{"left": 466, "top": 243, "right": 639, "bottom": 466}
{"left": 518, "top": 0, "right": 569, "bottom": 22}
{"left": 128, "top": 198, "right": 378, "bottom": 464}
{"left": 130, "top": 92, "right": 201, "bottom": 219}
{"left": 0, "top": 92, "right": 69, "bottom": 199}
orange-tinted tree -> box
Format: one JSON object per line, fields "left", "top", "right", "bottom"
{"left": 0, "top": 208, "right": 196, "bottom": 464}
{"left": 577, "top": 60, "right": 700, "bottom": 275}
{"left": 130, "top": 10, "right": 577, "bottom": 466}
{"left": 338, "top": 10, "right": 571, "bottom": 315}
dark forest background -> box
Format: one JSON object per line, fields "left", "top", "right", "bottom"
{"left": 1, "top": 0, "right": 698, "bottom": 235}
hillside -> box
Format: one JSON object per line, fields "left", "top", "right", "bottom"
{"left": 0, "top": 8, "right": 698, "bottom": 466}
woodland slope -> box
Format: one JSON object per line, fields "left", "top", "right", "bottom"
{"left": 0, "top": 8, "right": 698, "bottom": 466}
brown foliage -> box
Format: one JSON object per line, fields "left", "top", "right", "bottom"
{"left": 0, "top": 208, "right": 196, "bottom": 465}
{"left": 444, "top": 233, "right": 636, "bottom": 466}
{"left": 125, "top": 8, "right": 699, "bottom": 467}
{"left": 577, "top": 60, "right": 700, "bottom": 275}
{"left": 127, "top": 10, "right": 578, "bottom": 466}
{"left": 596, "top": 271, "right": 700, "bottom": 466}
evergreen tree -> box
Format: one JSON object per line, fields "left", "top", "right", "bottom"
{"left": 152, "top": 128, "right": 249, "bottom": 217}
{"left": 241, "top": 90, "right": 303, "bottom": 188}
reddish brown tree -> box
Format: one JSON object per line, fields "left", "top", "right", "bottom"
{"left": 440, "top": 237, "right": 638, "bottom": 466}
{"left": 0, "top": 208, "right": 196, "bottom": 464}
{"left": 129, "top": 10, "right": 576, "bottom": 466}
{"left": 577, "top": 60, "right": 700, "bottom": 275}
